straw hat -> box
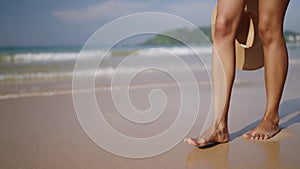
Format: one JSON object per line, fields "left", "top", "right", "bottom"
{"left": 211, "top": 0, "right": 264, "bottom": 70}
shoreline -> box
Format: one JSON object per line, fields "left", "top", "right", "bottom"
{"left": 0, "top": 78, "right": 267, "bottom": 100}
{"left": 1, "top": 72, "right": 299, "bottom": 100}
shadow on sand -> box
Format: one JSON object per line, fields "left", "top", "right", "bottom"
{"left": 230, "top": 97, "right": 300, "bottom": 141}
{"left": 185, "top": 98, "right": 300, "bottom": 169}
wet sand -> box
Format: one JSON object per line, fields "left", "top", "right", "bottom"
{"left": 0, "top": 77, "right": 300, "bottom": 169}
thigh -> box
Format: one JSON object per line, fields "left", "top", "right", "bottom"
{"left": 216, "top": 0, "right": 246, "bottom": 24}
{"left": 258, "top": 0, "right": 290, "bottom": 30}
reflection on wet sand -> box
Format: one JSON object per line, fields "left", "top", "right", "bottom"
{"left": 244, "top": 140, "right": 281, "bottom": 169}
{"left": 185, "top": 143, "right": 230, "bottom": 169}
{"left": 185, "top": 130, "right": 297, "bottom": 169}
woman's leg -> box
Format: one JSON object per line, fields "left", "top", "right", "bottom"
{"left": 243, "top": 0, "right": 290, "bottom": 140}
{"left": 184, "top": 0, "right": 245, "bottom": 146}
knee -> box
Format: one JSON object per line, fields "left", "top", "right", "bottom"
{"left": 258, "top": 17, "right": 282, "bottom": 45}
{"left": 214, "top": 16, "right": 235, "bottom": 41}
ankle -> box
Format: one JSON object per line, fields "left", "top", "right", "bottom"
{"left": 264, "top": 109, "right": 279, "bottom": 125}
{"left": 213, "top": 121, "right": 228, "bottom": 132}
{"left": 263, "top": 116, "right": 279, "bottom": 125}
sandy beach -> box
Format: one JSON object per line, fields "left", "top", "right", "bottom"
{"left": 0, "top": 72, "right": 300, "bottom": 169}
{"left": 1, "top": 0, "right": 300, "bottom": 168}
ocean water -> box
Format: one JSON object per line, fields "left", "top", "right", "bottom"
{"left": 0, "top": 44, "right": 299, "bottom": 99}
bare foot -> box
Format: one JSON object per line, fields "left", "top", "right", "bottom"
{"left": 243, "top": 119, "right": 280, "bottom": 140}
{"left": 184, "top": 125, "right": 229, "bottom": 147}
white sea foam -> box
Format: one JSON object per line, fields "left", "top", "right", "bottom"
{"left": 0, "top": 64, "right": 208, "bottom": 82}
{"left": 1, "top": 46, "right": 212, "bottom": 64}
{"left": 290, "top": 58, "right": 300, "bottom": 65}
{"left": 7, "top": 50, "right": 110, "bottom": 63}
{"left": 136, "top": 46, "right": 212, "bottom": 57}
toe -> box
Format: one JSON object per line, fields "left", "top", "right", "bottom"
{"left": 250, "top": 133, "right": 258, "bottom": 140}
{"left": 197, "top": 138, "right": 206, "bottom": 144}
{"left": 263, "top": 135, "right": 269, "bottom": 140}
{"left": 259, "top": 134, "right": 265, "bottom": 140}
{"left": 261, "top": 134, "right": 267, "bottom": 140}
{"left": 254, "top": 134, "right": 260, "bottom": 140}
{"left": 184, "top": 138, "right": 194, "bottom": 145}
{"left": 184, "top": 138, "right": 192, "bottom": 145}
{"left": 243, "top": 132, "right": 252, "bottom": 139}
{"left": 243, "top": 133, "right": 249, "bottom": 138}
{"left": 184, "top": 138, "right": 200, "bottom": 146}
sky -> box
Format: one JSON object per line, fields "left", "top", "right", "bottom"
{"left": 0, "top": 0, "right": 299, "bottom": 47}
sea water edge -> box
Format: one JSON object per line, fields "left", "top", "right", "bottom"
{"left": 0, "top": 44, "right": 299, "bottom": 99}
